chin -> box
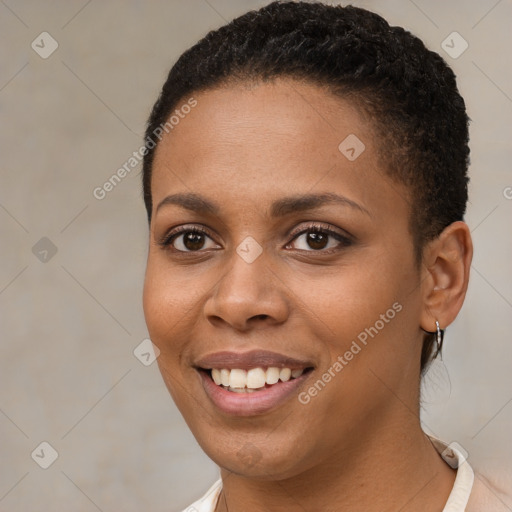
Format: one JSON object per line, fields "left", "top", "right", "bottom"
{"left": 194, "top": 426, "right": 317, "bottom": 481}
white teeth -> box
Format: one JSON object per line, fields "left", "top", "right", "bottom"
{"left": 228, "top": 386, "right": 256, "bottom": 393}
{"left": 211, "top": 368, "right": 222, "bottom": 385}
{"left": 266, "top": 367, "right": 280, "bottom": 385}
{"left": 247, "top": 368, "right": 266, "bottom": 389}
{"left": 210, "top": 366, "right": 307, "bottom": 390}
{"left": 220, "top": 369, "right": 230, "bottom": 387}
{"left": 229, "top": 369, "right": 247, "bottom": 388}
{"left": 279, "top": 368, "right": 291, "bottom": 382}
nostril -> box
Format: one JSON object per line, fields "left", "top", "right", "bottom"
{"left": 252, "top": 314, "right": 269, "bottom": 321}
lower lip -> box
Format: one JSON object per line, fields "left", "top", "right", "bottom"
{"left": 198, "top": 370, "right": 311, "bottom": 416}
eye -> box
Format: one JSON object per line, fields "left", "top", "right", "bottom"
{"left": 159, "top": 226, "right": 220, "bottom": 252}
{"left": 287, "top": 223, "right": 352, "bottom": 252}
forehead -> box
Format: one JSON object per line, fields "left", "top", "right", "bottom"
{"left": 155, "top": 77, "right": 369, "bottom": 159}
{"left": 150, "top": 78, "right": 409, "bottom": 222}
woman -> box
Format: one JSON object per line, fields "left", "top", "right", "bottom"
{"left": 141, "top": 2, "right": 498, "bottom": 510}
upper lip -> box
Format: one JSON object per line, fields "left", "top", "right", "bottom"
{"left": 194, "top": 350, "right": 314, "bottom": 370}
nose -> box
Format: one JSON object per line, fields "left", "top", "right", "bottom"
{"left": 203, "top": 249, "right": 290, "bottom": 332}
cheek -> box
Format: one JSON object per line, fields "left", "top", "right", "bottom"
{"left": 142, "top": 255, "right": 196, "bottom": 357}
{"left": 299, "top": 259, "right": 399, "bottom": 339}
{"left": 297, "top": 249, "right": 419, "bottom": 386}
{"left": 143, "top": 258, "right": 202, "bottom": 411}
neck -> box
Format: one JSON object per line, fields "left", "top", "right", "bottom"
{"left": 215, "top": 416, "right": 455, "bottom": 512}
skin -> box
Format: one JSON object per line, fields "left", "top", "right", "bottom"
{"left": 143, "top": 77, "right": 473, "bottom": 511}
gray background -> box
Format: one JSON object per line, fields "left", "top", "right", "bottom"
{"left": 0, "top": 0, "right": 511, "bottom": 510}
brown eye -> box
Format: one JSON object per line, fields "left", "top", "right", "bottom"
{"left": 161, "top": 227, "right": 220, "bottom": 252}
{"left": 180, "top": 231, "right": 207, "bottom": 251}
{"left": 305, "top": 231, "right": 329, "bottom": 250}
{"left": 288, "top": 225, "right": 352, "bottom": 252}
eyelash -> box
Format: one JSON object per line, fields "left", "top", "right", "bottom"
{"left": 292, "top": 222, "right": 353, "bottom": 250}
{"left": 159, "top": 225, "right": 212, "bottom": 251}
{"left": 158, "top": 223, "right": 352, "bottom": 254}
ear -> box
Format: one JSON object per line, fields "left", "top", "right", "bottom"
{"left": 419, "top": 221, "right": 473, "bottom": 332}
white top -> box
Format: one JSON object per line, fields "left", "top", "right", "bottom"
{"left": 180, "top": 437, "right": 507, "bottom": 511}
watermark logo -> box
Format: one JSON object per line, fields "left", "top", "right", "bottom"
{"left": 237, "top": 443, "right": 262, "bottom": 468}
{"left": 32, "top": 237, "right": 58, "bottom": 263}
{"left": 441, "top": 441, "right": 468, "bottom": 469}
{"left": 134, "top": 338, "right": 160, "bottom": 366}
{"left": 31, "top": 32, "right": 58, "bottom": 59}
{"left": 441, "top": 32, "right": 468, "bottom": 59}
{"left": 236, "top": 236, "right": 263, "bottom": 264}
{"left": 338, "top": 134, "right": 365, "bottom": 161}
{"left": 31, "top": 441, "right": 58, "bottom": 469}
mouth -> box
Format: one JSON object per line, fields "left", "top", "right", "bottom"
{"left": 194, "top": 350, "right": 315, "bottom": 416}
{"left": 204, "top": 366, "right": 310, "bottom": 392}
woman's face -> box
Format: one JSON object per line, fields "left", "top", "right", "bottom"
{"left": 143, "top": 78, "right": 425, "bottom": 479}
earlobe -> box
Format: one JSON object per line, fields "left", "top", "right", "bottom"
{"left": 419, "top": 221, "right": 473, "bottom": 332}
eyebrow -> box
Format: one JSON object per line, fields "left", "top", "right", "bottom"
{"left": 155, "top": 192, "right": 371, "bottom": 218}
{"left": 156, "top": 193, "right": 219, "bottom": 215}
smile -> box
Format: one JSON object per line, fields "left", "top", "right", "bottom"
{"left": 195, "top": 350, "right": 315, "bottom": 415}
{"left": 210, "top": 367, "right": 305, "bottom": 392}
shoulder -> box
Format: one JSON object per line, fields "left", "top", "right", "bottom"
{"left": 177, "top": 479, "right": 222, "bottom": 512}
{"left": 466, "top": 465, "right": 512, "bottom": 512}
{"left": 427, "top": 435, "right": 511, "bottom": 511}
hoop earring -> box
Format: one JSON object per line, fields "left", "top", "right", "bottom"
{"left": 434, "top": 320, "right": 444, "bottom": 359}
